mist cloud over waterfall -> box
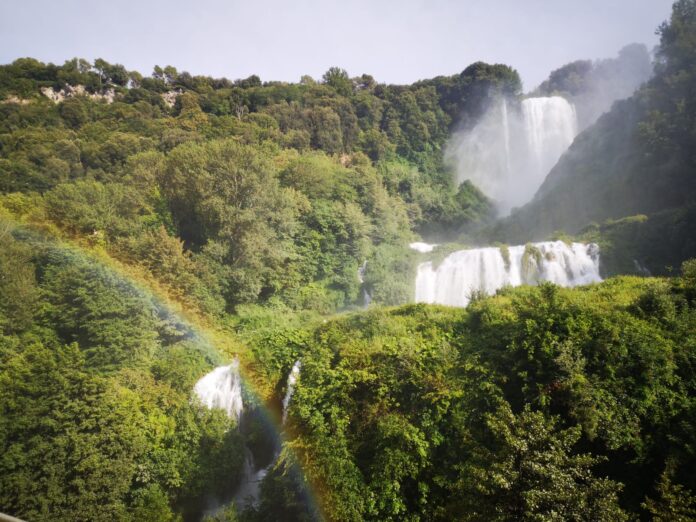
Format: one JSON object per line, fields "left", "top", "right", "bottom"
{"left": 446, "top": 45, "right": 653, "bottom": 215}
{"left": 446, "top": 96, "right": 578, "bottom": 214}
{"left": 535, "top": 44, "right": 653, "bottom": 131}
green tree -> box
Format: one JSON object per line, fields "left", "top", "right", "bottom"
{"left": 161, "top": 139, "right": 305, "bottom": 305}
{"left": 322, "top": 67, "right": 353, "bottom": 96}
{"left": 452, "top": 404, "right": 627, "bottom": 521}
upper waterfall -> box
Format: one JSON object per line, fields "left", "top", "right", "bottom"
{"left": 447, "top": 96, "right": 578, "bottom": 214}
{"left": 193, "top": 359, "right": 244, "bottom": 421}
{"left": 521, "top": 97, "right": 578, "bottom": 181}
{"left": 415, "top": 241, "right": 601, "bottom": 307}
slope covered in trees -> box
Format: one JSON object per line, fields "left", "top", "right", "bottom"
{"left": 260, "top": 267, "right": 696, "bottom": 521}
{"left": 0, "top": 225, "right": 246, "bottom": 521}
{"left": 0, "top": 55, "right": 518, "bottom": 520}
{"left": 0, "top": 57, "right": 524, "bottom": 313}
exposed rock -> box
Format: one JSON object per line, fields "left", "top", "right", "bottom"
{"left": 161, "top": 90, "right": 182, "bottom": 108}
{"left": 41, "top": 85, "right": 117, "bottom": 104}
{"left": 0, "top": 95, "right": 31, "bottom": 105}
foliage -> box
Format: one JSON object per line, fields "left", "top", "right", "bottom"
{"left": 0, "top": 229, "right": 244, "bottom": 521}
{"left": 258, "top": 273, "right": 696, "bottom": 521}
{"left": 2, "top": 4, "right": 696, "bottom": 520}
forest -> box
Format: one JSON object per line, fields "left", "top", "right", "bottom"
{"left": 1, "top": 0, "right": 696, "bottom": 521}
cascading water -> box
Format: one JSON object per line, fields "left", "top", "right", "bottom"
{"left": 521, "top": 97, "right": 578, "bottom": 183}
{"left": 409, "top": 242, "right": 437, "bottom": 253}
{"left": 447, "top": 96, "right": 578, "bottom": 214}
{"left": 358, "top": 261, "right": 372, "bottom": 307}
{"left": 194, "top": 359, "right": 244, "bottom": 421}
{"left": 232, "top": 450, "right": 268, "bottom": 509}
{"left": 282, "top": 361, "right": 301, "bottom": 425}
{"left": 414, "top": 241, "right": 601, "bottom": 307}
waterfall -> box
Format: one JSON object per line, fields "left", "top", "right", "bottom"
{"left": 282, "top": 361, "right": 301, "bottom": 425}
{"left": 357, "top": 260, "right": 367, "bottom": 283}
{"left": 501, "top": 98, "right": 512, "bottom": 175}
{"left": 447, "top": 96, "right": 578, "bottom": 214}
{"left": 232, "top": 449, "right": 269, "bottom": 509}
{"left": 521, "top": 97, "right": 578, "bottom": 185}
{"left": 410, "top": 242, "right": 437, "bottom": 253}
{"left": 193, "top": 359, "right": 244, "bottom": 422}
{"left": 357, "top": 260, "right": 372, "bottom": 307}
{"left": 415, "top": 241, "right": 601, "bottom": 307}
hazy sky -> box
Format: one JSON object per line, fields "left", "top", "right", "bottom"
{"left": 0, "top": 0, "right": 675, "bottom": 91}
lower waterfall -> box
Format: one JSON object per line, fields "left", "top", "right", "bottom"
{"left": 282, "top": 361, "right": 302, "bottom": 425}
{"left": 193, "top": 359, "right": 244, "bottom": 422}
{"left": 415, "top": 241, "right": 601, "bottom": 307}
{"left": 194, "top": 359, "right": 304, "bottom": 518}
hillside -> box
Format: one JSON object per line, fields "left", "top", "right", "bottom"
{"left": 2, "top": 1, "right": 696, "bottom": 521}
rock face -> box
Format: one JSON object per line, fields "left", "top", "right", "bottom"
{"left": 0, "top": 95, "right": 31, "bottom": 105}
{"left": 161, "top": 90, "right": 181, "bottom": 108}
{"left": 41, "top": 85, "right": 117, "bottom": 104}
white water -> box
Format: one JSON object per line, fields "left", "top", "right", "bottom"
{"left": 193, "top": 359, "right": 244, "bottom": 422}
{"left": 232, "top": 449, "right": 269, "bottom": 509}
{"left": 410, "top": 242, "right": 437, "bottom": 253}
{"left": 357, "top": 260, "right": 372, "bottom": 307}
{"left": 447, "top": 96, "right": 578, "bottom": 214}
{"left": 415, "top": 241, "right": 601, "bottom": 307}
{"left": 357, "top": 260, "right": 367, "bottom": 283}
{"left": 233, "top": 360, "right": 303, "bottom": 511}
{"left": 522, "top": 97, "right": 577, "bottom": 182}
{"left": 282, "top": 361, "right": 301, "bottom": 425}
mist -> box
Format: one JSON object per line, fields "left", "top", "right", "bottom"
{"left": 446, "top": 97, "right": 578, "bottom": 215}
{"left": 446, "top": 44, "right": 654, "bottom": 215}
{"left": 536, "top": 43, "right": 654, "bottom": 130}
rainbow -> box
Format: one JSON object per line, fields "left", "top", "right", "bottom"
{"left": 1, "top": 216, "right": 325, "bottom": 520}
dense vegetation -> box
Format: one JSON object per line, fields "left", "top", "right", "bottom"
{"left": 493, "top": 0, "right": 696, "bottom": 278}
{"left": 0, "top": 55, "right": 525, "bottom": 314}
{"left": 2, "top": 0, "right": 696, "bottom": 521}
{"left": 263, "top": 267, "right": 696, "bottom": 521}
{"left": 0, "top": 225, "right": 245, "bottom": 521}
{"left": 0, "top": 45, "right": 516, "bottom": 521}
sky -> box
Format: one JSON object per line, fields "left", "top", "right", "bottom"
{"left": 0, "top": 0, "right": 675, "bottom": 91}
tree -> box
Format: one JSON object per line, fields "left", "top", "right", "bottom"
{"left": 93, "top": 58, "right": 129, "bottom": 87}
{"left": 322, "top": 67, "right": 353, "bottom": 96}
{"left": 161, "top": 140, "right": 305, "bottom": 305}
{"left": 0, "top": 340, "right": 149, "bottom": 521}
{"left": 0, "top": 225, "right": 39, "bottom": 334}
{"left": 45, "top": 180, "right": 152, "bottom": 239}
{"left": 40, "top": 250, "right": 162, "bottom": 370}
{"left": 451, "top": 404, "right": 627, "bottom": 521}
{"left": 58, "top": 97, "right": 89, "bottom": 128}
{"left": 643, "top": 469, "right": 696, "bottom": 522}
